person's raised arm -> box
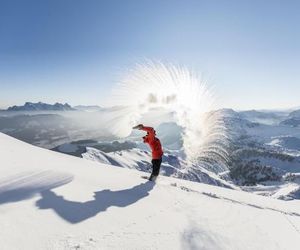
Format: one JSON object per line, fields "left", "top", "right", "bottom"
{"left": 133, "top": 124, "right": 155, "bottom": 140}
{"left": 140, "top": 126, "right": 155, "bottom": 140}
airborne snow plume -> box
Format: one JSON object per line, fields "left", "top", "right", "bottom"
{"left": 106, "top": 61, "right": 228, "bottom": 171}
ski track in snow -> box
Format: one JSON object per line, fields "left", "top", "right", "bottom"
{"left": 164, "top": 180, "right": 300, "bottom": 220}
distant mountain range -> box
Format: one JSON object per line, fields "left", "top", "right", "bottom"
{"left": 4, "top": 101, "right": 299, "bottom": 115}
{"left": 5, "top": 102, "right": 102, "bottom": 112}
{"left": 7, "top": 102, "right": 75, "bottom": 111}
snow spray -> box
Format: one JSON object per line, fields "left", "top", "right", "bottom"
{"left": 106, "top": 61, "right": 229, "bottom": 171}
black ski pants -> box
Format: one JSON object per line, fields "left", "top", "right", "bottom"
{"left": 151, "top": 158, "right": 162, "bottom": 177}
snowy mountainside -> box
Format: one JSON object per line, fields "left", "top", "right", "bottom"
{"left": 238, "top": 109, "right": 288, "bottom": 125}
{"left": 289, "top": 109, "right": 300, "bottom": 118}
{"left": 82, "top": 147, "right": 234, "bottom": 188}
{"left": 1, "top": 132, "right": 300, "bottom": 250}
{"left": 223, "top": 109, "right": 300, "bottom": 199}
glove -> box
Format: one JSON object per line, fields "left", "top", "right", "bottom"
{"left": 132, "top": 124, "right": 144, "bottom": 130}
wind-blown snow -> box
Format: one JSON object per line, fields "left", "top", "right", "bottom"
{"left": 1, "top": 132, "right": 300, "bottom": 249}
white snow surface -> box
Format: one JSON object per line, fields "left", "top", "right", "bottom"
{"left": 1, "top": 132, "right": 300, "bottom": 250}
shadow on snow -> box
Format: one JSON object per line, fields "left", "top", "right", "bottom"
{"left": 0, "top": 170, "right": 155, "bottom": 224}
{"left": 36, "top": 181, "right": 155, "bottom": 223}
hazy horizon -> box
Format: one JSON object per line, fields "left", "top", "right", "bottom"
{"left": 1, "top": 100, "right": 299, "bottom": 112}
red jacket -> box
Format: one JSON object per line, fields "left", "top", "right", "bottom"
{"left": 141, "top": 126, "right": 163, "bottom": 159}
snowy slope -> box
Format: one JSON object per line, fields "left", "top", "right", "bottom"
{"left": 1, "top": 132, "right": 300, "bottom": 250}
{"left": 82, "top": 147, "right": 235, "bottom": 188}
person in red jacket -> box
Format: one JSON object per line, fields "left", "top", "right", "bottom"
{"left": 133, "top": 124, "right": 163, "bottom": 181}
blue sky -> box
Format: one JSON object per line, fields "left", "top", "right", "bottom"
{"left": 0, "top": 0, "right": 299, "bottom": 110}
